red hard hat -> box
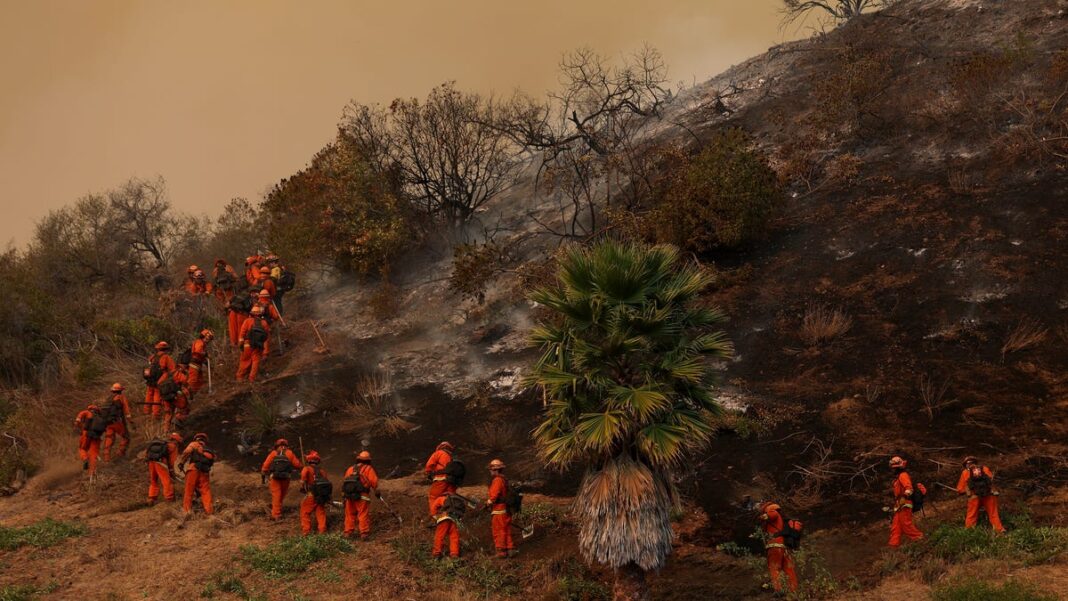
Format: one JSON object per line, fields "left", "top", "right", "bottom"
{"left": 259, "top": 266, "right": 271, "bottom": 274}
{"left": 188, "top": 264, "right": 198, "bottom": 273}
{"left": 889, "top": 456, "right": 907, "bottom": 469}
{"left": 275, "top": 438, "right": 289, "bottom": 448}
{"left": 488, "top": 458, "right": 506, "bottom": 470}
{"left": 258, "top": 290, "right": 270, "bottom": 297}
{"left": 266, "top": 254, "right": 279, "bottom": 262}
{"left": 963, "top": 456, "right": 978, "bottom": 466}
{"left": 87, "top": 404, "right": 100, "bottom": 411}
{"left": 110, "top": 382, "right": 124, "bottom": 392}
{"left": 215, "top": 258, "right": 226, "bottom": 265}
{"left": 251, "top": 305, "right": 264, "bottom": 315}
{"left": 305, "top": 451, "right": 321, "bottom": 463}
{"left": 194, "top": 433, "right": 209, "bottom": 442}
{"left": 437, "top": 441, "right": 454, "bottom": 451}
{"left": 155, "top": 341, "right": 170, "bottom": 350}
{"left": 245, "top": 256, "right": 256, "bottom": 265}
{"left": 201, "top": 329, "right": 214, "bottom": 339}
{"left": 356, "top": 450, "right": 372, "bottom": 461}
{"left": 194, "top": 270, "right": 205, "bottom": 278}
{"left": 170, "top": 432, "right": 184, "bottom": 443}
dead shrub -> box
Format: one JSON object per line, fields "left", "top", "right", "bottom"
{"left": 799, "top": 305, "right": 853, "bottom": 346}
{"left": 369, "top": 275, "right": 402, "bottom": 320}
{"left": 343, "top": 372, "right": 414, "bottom": 436}
{"left": 1001, "top": 318, "right": 1048, "bottom": 358}
{"left": 449, "top": 242, "right": 512, "bottom": 304}
{"left": 812, "top": 44, "right": 897, "bottom": 136}
{"left": 474, "top": 422, "right": 521, "bottom": 454}
{"left": 918, "top": 374, "right": 956, "bottom": 421}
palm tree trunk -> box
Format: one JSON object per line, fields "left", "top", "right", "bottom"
{"left": 613, "top": 563, "right": 648, "bottom": 601}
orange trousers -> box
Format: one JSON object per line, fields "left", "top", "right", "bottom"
{"left": 183, "top": 468, "right": 214, "bottom": 514}
{"left": 889, "top": 507, "right": 923, "bottom": 547}
{"left": 344, "top": 498, "right": 371, "bottom": 536}
{"left": 491, "top": 513, "right": 515, "bottom": 556}
{"left": 767, "top": 547, "right": 799, "bottom": 592}
{"left": 427, "top": 481, "right": 456, "bottom": 515}
{"left": 236, "top": 346, "right": 265, "bottom": 382}
{"left": 103, "top": 422, "right": 129, "bottom": 460}
{"left": 300, "top": 495, "right": 327, "bottom": 534}
{"left": 433, "top": 520, "right": 460, "bottom": 557}
{"left": 163, "top": 399, "right": 189, "bottom": 432}
{"left": 965, "top": 496, "right": 1005, "bottom": 532}
{"left": 80, "top": 437, "right": 101, "bottom": 476}
{"left": 143, "top": 387, "right": 162, "bottom": 417}
{"left": 188, "top": 364, "right": 205, "bottom": 394}
{"left": 269, "top": 478, "right": 290, "bottom": 519}
{"left": 228, "top": 311, "right": 244, "bottom": 347}
{"left": 147, "top": 462, "right": 174, "bottom": 502}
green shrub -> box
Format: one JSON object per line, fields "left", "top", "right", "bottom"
{"left": 96, "top": 316, "right": 177, "bottom": 354}
{"left": 932, "top": 579, "right": 1057, "bottom": 601}
{"left": 390, "top": 532, "right": 518, "bottom": 599}
{"left": 0, "top": 519, "right": 87, "bottom": 551}
{"left": 558, "top": 573, "right": 610, "bottom": 601}
{"left": 0, "top": 585, "right": 40, "bottom": 601}
{"left": 449, "top": 242, "right": 510, "bottom": 303}
{"left": 200, "top": 571, "right": 249, "bottom": 598}
{"left": 240, "top": 534, "right": 353, "bottom": 578}
{"left": 917, "top": 519, "right": 1068, "bottom": 564}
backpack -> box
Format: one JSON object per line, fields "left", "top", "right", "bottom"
{"left": 311, "top": 468, "right": 333, "bottom": 505}
{"left": 230, "top": 294, "right": 254, "bottom": 314}
{"left": 215, "top": 270, "right": 236, "bottom": 289}
{"left": 444, "top": 459, "right": 466, "bottom": 486}
{"left": 159, "top": 379, "right": 181, "bottom": 403}
{"left": 192, "top": 447, "right": 216, "bottom": 473}
{"left": 144, "top": 355, "right": 164, "bottom": 385}
{"left": 177, "top": 347, "right": 193, "bottom": 366}
{"left": 105, "top": 400, "right": 125, "bottom": 424}
{"left": 86, "top": 412, "right": 108, "bottom": 439}
{"left": 442, "top": 494, "right": 467, "bottom": 519}
{"left": 504, "top": 483, "right": 523, "bottom": 516}
{"left": 777, "top": 518, "right": 804, "bottom": 551}
{"left": 909, "top": 478, "right": 928, "bottom": 513}
{"left": 277, "top": 270, "right": 296, "bottom": 292}
{"left": 247, "top": 320, "right": 269, "bottom": 350}
{"left": 146, "top": 439, "right": 168, "bottom": 462}
{"left": 269, "top": 454, "right": 294, "bottom": 480}
{"left": 967, "top": 466, "right": 993, "bottom": 497}
{"left": 341, "top": 465, "right": 370, "bottom": 500}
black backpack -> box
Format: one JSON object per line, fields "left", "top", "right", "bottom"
{"left": 86, "top": 412, "right": 108, "bottom": 439}
{"left": 444, "top": 459, "right": 466, "bottom": 486}
{"left": 105, "top": 400, "right": 125, "bottom": 424}
{"left": 230, "top": 294, "right": 253, "bottom": 314}
{"left": 311, "top": 468, "right": 333, "bottom": 505}
{"left": 215, "top": 270, "right": 236, "bottom": 289}
{"left": 442, "top": 494, "right": 467, "bottom": 519}
{"left": 144, "top": 355, "right": 165, "bottom": 385}
{"left": 159, "top": 379, "right": 181, "bottom": 403}
{"left": 192, "top": 447, "right": 216, "bottom": 473}
{"left": 504, "top": 482, "right": 523, "bottom": 515}
{"left": 269, "top": 454, "right": 294, "bottom": 480}
{"left": 967, "top": 466, "right": 993, "bottom": 497}
{"left": 777, "top": 518, "right": 804, "bottom": 551}
{"left": 146, "top": 439, "right": 168, "bottom": 462}
{"left": 177, "top": 347, "right": 193, "bottom": 366}
{"left": 907, "top": 475, "right": 928, "bottom": 513}
{"left": 247, "top": 320, "right": 269, "bottom": 350}
{"left": 341, "top": 465, "right": 369, "bottom": 500}
{"left": 277, "top": 270, "right": 296, "bottom": 292}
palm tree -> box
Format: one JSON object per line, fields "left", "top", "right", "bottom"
{"left": 528, "top": 241, "right": 733, "bottom": 600}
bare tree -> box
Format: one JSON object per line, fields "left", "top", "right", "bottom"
{"left": 782, "top": 0, "right": 886, "bottom": 24}
{"left": 108, "top": 176, "right": 195, "bottom": 268}
{"left": 343, "top": 82, "right": 521, "bottom": 228}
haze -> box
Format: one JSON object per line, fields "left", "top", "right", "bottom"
{"left": 0, "top": 0, "right": 803, "bottom": 248}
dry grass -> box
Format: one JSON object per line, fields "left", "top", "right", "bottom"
{"left": 1001, "top": 318, "right": 1048, "bottom": 358}
{"left": 799, "top": 305, "right": 853, "bottom": 346}
{"left": 918, "top": 374, "right": 956, "bottom": 421}
{"left": 473, "top": 422, "right": 520, "bottom": 454}
{"left": 342, "top": 372, "right": 415, "bottom": 436}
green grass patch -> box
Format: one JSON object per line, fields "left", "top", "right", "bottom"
{"left": 557, "top": 570, "right": 610, "bottom": 601}
{"left": 240, "top": 534, "right": 353, "bottom": 579}
{"left": 522, "top": 502, "right": 570, "bottom": 531}
{"left": 390, "top": 532, "right": 519, "bottom": 599}
{"left": 0, "top": 581, "right": 58, "bottom": 601}
{"left": 0, "top": 519, "right": 87, "bottom": 551}
{"left": 914, "top": 517, "right": 1068, "bottom": 564}
{"left": 932, "top": 578, "right": 1058, "bottom": 601}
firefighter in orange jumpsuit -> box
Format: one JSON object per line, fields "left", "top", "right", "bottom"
{"left": 260, "top": 439, "right": 302, "bottom": 520}
{"left": 143, "top": 341, "right": 176, "bottom": 417}
{"left": 343, "top": 450, "right": 380, "bottom": 539}
{"left": 227, "top": 289, "right": 255, "bottom": 348}
{"left": 299, "top": 451, "right": 330, "bottom": 535}
{"left": 956, "top": 456, "right": 1006, "bottom": 532}
{"left": 102, "top": 383, "right": 133, "bottom": 460}
{"left": 424, "top": 441, "right": 456, "bottom": 515}
{"left": 186, "top": 267, "right": 209, "bottom": 295}
{"left": 431, "top": 493, "right": 462, "bottom": 558}
{"left": 212, "top": 259, "right": 238, "bottom": 304}
{"left": 888, "top": 456, "right": 924, "bottom": 547}
{"left": 254, "top": 266, "right": 277, "bottom": 299}
{"left": 178, "top": 433, "right": 215, "bottom": 515}
{"left": 237, "top": 305, "right": 270, "bottom": 382}
{"left": 244, "top": 256, "right": 263, "bottom": 286}
{"left": 759, "top": 501, "right": 799, "bottom": 594}
{"left": 147, "top": 433, "right": 182, "bottom": 504}
{"left": 484, "top": 459, "right": 515, "bottom": 558}
{"left": 74, "top": 404, "right": 104, "bottom": 475}
{"left": 159, "top": 362, "right": 189, "bottom": 431}
{"left": 187, "top": 329, "right": 214, "bottom": 395}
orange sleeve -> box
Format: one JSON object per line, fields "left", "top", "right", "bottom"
{"left": 364, "top": 466, "right": 379, "bottom": 490}
{"left": 984, "top": 466, "right": 994, "bottom": 481}
{"left": 956, "top": 470, "right": 969, "bottom": 493}
{"left": 239, "top": 318, "right": 253, "bottom": 341}
{"left": 900, "top": 472, "right": 913, "bottom": 493}
{"left": 300, "top": 466, "right": 314, "bottom": 485}
{"left": 261, "top": 450, "right": 277, "bottom": 473}
{"left": 180, "top": 442, "right": 198, "bottom": 464}
{"left": 344, "top": 465, "right": 355, "bottom": 478}
{"left": 120, "top": 395, "right": 131, "bottom": 417}
{"left": 167, "top": 442, "right": 180, "bottom": 468}
{"left": 488, "top": 477, "right": 505, "bottom": 502}
{"left": 288, "top": 450, "right": 302, "bottom": 469}
{"left": 425, "top": 450, "right": 446, "bottom": 475}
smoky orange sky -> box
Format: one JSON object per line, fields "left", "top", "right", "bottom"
{"left": 0, "top": 0, "right": 806, "bottom": 248}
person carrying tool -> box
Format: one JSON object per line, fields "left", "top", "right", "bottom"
{"left": 237, "top": 305, "right": 271, "bottom": 382}
{"left": 146, "top": 433, "right": 182, "bottom": 505}
{"left": 158, "top": 361, "right": 189, "bottom": 431}
{"left": 888, "top": 456, "right": 924, "bottom": 547}
{"left": 758, "top": 501, "right": 799, "bottom": 594}
{"left": 177, "top": 433, "right": 215, "bottom": 515}
{"left": 342, "top": 450, "right": 380, "bottom": 539}
{"left": 143, "top": 341, "right": 176, "bottom": 417}
{"left": 75, "top": 404, "right": 106, "bottom": 475}
{"left": 299, "top": 451, "right": 332, "bottom": 535}
{"left": 431, "top": 492, "right": 464, "bottom": 559}
{"left": 267, "top": 255, "right": 295, "bottom": 314}
{"left": 227, "top": 289, "right": 256, "bottom": 348}
{"left": 212, "top": 259, "right": 238, "bottom": 304}
{"left": 956, "top": 456, "right": 1006, "bottom": 532}
{"left": 424, "top": 441, "right": 456, "bottom": 515}
{"left": 244, "top": 256, "right": 263, "bottom": 287}
{"left": 484, "top": 459, "right": 515, "bottom": 558}
{"left": 187, "top": 329, "right": 214, "bottom": 395}
{"left": 261, "top": 439, "right": 302, "bottom": 520}
{"left": 102, "top": 383, "right": 132, "bottom": 460}
{"left": 254, "top": 266, "right": 276, "bottom": 299}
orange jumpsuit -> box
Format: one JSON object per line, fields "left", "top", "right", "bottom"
{"left": 102, "top": 394, "right": 132, "bottom": 460}
{"left": 147, "top": 439, "right": 179, "bottom": 503}
{"left": 237, "top": 316, "right": 271, "bottom": 382}
{"left": 255, "top": 298, "right": 282, "bottom": 354}
{"left": 255, "top": 277, "right": 277, "bottom": 299}
{"left": 343, "top": 463, "right": 379, "bottom": 537}
{"left": 143, "top": 352, "right": 176, "bottom": 416}
{"left": 180, "top": 441, "right": 214, "bottom": 514}
{"left": 424, "top": 449, "right": 455, "bottom": 515}
{"left": 261, "top": 448, "right": 302, "bottom": 519}
{"left": 186, "top": 278, "right": 209, "bottom": 295}
{"left": 227, "top": 299, "right": 251, "bottom": 348}
{"left": 160, "top": 367, "right": 189, "bottom": 429}
{"left": 761, "top": 504, "right": 799, "bottom": 593}
{"left": 431, "top": 495, "right": 461, "bottom": 558}
{"left": 187, "top": 338, "right": 209, "bottom": 394}
{"left": 74, "top": 409, "right": 101, "bottom": 475}
{"left": 889, "top": 471, "right": 924, "bottom": 547}
{"left": 487, "top": 475, "right": 515, "bottom": 557}
{"left": 245, "top": 259, "right": 263, "bottom": 286}
{"left": 299, "top": 465, "right": 330, "bottom": 534}
{"left": 213, "top": 265, "right": 238, "bottom": 303}
{"left": 956, "top": 466, "right": 1005, "bottom": 532}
